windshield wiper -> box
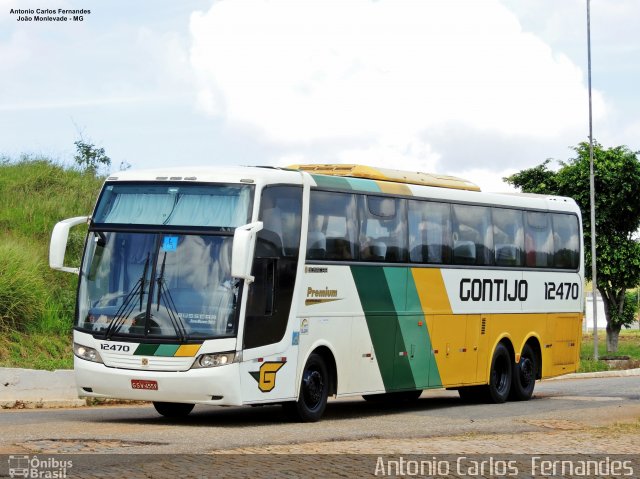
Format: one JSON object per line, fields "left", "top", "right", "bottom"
{"left": 155, "top": 252, "right": 187, "bottom": 341}
{"left": 105, "top": 255, "right": 150, "bottom": 340}
{"left": 140, "top": 253, "right": 150, "bottom": 311}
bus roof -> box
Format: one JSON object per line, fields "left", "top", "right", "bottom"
{"left": 287, "top": 164, "right": 481, "bottom": 192}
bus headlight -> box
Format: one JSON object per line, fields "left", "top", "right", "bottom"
{"left": 193, "top": 352, "right": 236, "bottom": 368}
{"left": 73, "top": 343, "right": 103, "bottom": 364}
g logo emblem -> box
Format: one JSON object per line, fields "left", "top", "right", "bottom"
{"left": 141, "top": 358, "right": 149, "bottom": 366}
{"left": 250, "top": 361, "right": 286, "bottom": 393}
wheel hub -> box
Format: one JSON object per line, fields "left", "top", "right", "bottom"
{"left": 303, "top": 370, "right": 323, "bottom": 406}
{"left": 519, "top": 357, "right": 534, "bottom": 385}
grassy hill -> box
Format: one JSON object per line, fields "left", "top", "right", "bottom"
{"left": 0, "top": 156, "right": 103, "bottom": 369}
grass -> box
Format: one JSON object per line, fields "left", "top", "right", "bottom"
{"left": 0, "top": 156, "right": 101, "bottom": 241}
{"left": 579, "top": 329, "right": 640, "bottom": 372}
{"left": 0, "top": 330, "right": 73, "bottom": 370}
{"left": 0, "top": 242, "right": 48, "bottom": 330}
{"left": 0, "top": 156, "right": 102, "bottom": 370}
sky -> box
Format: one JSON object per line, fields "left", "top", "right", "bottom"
{"left": 1, "top": 0, "right": 638, "bottom": 192}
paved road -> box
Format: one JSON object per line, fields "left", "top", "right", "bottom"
{"left": 1, "top": 375, "right": 638, "bottom": 456}
{"left": 1, "top": 376, "right": 638, "bottom": 478}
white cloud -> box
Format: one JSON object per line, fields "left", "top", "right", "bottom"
{"left": 451, "top": 167, "right": 518, "bottom": 193}
{"left": 189, "top": 0, "right": 605, "bottom": 161}
{"left": 334, "top": 137, "right": 441, "bottom": 173}
{"left": 0, "top": 11, "right": 195, "bottom": 112}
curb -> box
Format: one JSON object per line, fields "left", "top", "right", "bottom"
{"left": 1, "top": 399, "right": 86, "bottom": 409}
{"left": 0, "top": 367, "right": 83, "bottom": 410}
{"left": 549, "top": 367, "right": 640, "bottom": 380}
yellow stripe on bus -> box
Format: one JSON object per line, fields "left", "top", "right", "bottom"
{"left": 410, "top": 268, "right": 453, "bottom": 314}
{"left": 174, "top": 344, "right": 202, "bottom": 357}
{"left": 375, "top": 180, "right": 412, "bottom": 196}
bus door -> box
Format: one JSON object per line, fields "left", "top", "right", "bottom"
{"left": 239, "top": 186, "right": 303, "bottom": 402}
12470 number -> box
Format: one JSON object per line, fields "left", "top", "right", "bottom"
{"left": 544, "top": 282, "right": 579, "bottom": 300}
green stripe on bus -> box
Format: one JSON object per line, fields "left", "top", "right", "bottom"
{"left": 311, "top": 175, "right": 353, "bottom": 190}
{"left": 134, "top": 344, "right": 159, "bottom": 356}
{"left": 382, "top": 268, "right": 406, "bottom": 313}
{"left": 154, "top": 344, "right": 180, "bottom": 357}
{"left": 311, "top": 174, "right": 381, "bottom": 193}
{"left": 405, "top": 272, "right": 442, "bottom": 387}
{"left": 351, "top": 266, "right": 442, "bottom": 391}
{"left": 351, "top": 266, "right": 416, "bottom": 392}
{"left": 382, "top": 267, "right": 421, "bottom": 390}
{"left": 351, "top": 266, "right": 397, "bottom": 390}
{"left": 383, "top": 268, "right": 417, "bottom": 389}
{"left": 345, "top": 177, "right": 381, "bottom": 192}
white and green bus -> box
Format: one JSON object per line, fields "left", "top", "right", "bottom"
{"left": 50, "top": 164, "right": 583, "bottom": 422}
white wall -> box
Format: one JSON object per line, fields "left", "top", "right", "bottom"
{"left": 583, "top": 292, "right": 607, "bottom": 331}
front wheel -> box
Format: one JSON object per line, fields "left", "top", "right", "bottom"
{"left": 283, "top": 353, "right": 329, "bottom": 422}
{"left": 510, "top": 344, "right": 537, "bottom": 401}
{"left": 153, "top": 402, "right": 194, "bottom": 418}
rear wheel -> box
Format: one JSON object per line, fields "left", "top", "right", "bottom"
{"left": 510, "top": 344, "right": 537, "bottom": 401}
{"left": 153, "top": 402, "right": 194, "bottom": 418}
{"left": 484, "top": 342, "right": 512, "bottom": 403}
{"left": 283, "top": 353, "right": 329, "bottom": 422}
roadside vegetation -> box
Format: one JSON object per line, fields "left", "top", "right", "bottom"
{"left": 579, "top": 329, "right": 640, "bottom": 372}
{"left": 0, "top": 154, "right": 104, "bottom": 370}
{"left": 506, "top": 142, "right": 640, "bottom": 353}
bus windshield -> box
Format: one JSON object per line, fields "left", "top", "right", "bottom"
{"left": 76, "top": 182, "right": 254, "bottom": 340}
{"left": 77, "top": 232, "right": 238, "bottom": 340}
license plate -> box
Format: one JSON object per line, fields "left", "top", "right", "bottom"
{"left": 131, "top": 379, "right": 158, "bottom": 390}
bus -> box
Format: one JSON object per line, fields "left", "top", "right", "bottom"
{"left": 50, "top": 164, "right": 583, "bottom": 422}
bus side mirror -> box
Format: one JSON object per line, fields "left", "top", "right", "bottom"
{"left": 231, "top": 221, "right": 263, "bottom": 284}
{"left": 49, "top": 216, "right": 89, "bottom": 274}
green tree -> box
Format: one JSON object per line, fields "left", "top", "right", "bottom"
{"left": 505, "top": 142, "right": 640, "bottom": 353}
{"left": 73, "top": 139, "right": 111, "bottom": 174}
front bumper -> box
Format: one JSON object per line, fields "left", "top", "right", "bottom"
{"left": 74, "top": 356, "right": 242, "bottom": 405}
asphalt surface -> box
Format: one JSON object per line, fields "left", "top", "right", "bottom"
{"left": 1, "top": 374, "right": 638, "bottom": 454}
{"left": 2, "top": 374, "right": 639, "bottom": 478}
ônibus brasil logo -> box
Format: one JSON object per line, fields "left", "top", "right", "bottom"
{"left": 8, "top": 455, "right": 72, "bottom": 478}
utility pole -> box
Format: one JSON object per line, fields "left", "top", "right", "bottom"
{"left": 586, "top": 0, "right": 599, "bottom": 359}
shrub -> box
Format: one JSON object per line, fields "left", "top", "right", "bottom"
{"left": 0, "top": 241, "right": 49, "bottom": 331}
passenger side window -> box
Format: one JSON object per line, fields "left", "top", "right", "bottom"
{"left": 359, "top": 196, "right": 407, "bottom": 262}
{"left": 307, "top": 191, "right": 357, "bottom": 261}
{"left": 525, "top": 212, "right": 553, "bottom": 267}
{"left": 552, "top": 213, "right": 580, "bottom": 269}
{"left": 492, "top": 208, "right": 525, "bottom": 267}
{"left": 452, "top": 204, "right": 493, "bottom": 265}
{"left": 408, "top": 201, "right": 452, "bottom": 264}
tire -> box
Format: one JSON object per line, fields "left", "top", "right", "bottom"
{"left": 509, "top": 344, "right": 537, "bottom": 401}
{"left": 153, "top": 402, "right": 195, "bottom": 418}
{"left": 482, "top": 342, "right": 512, "bottom": 404}
{"left": 283, "top": 353, "right": 329, "bottom": 422}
